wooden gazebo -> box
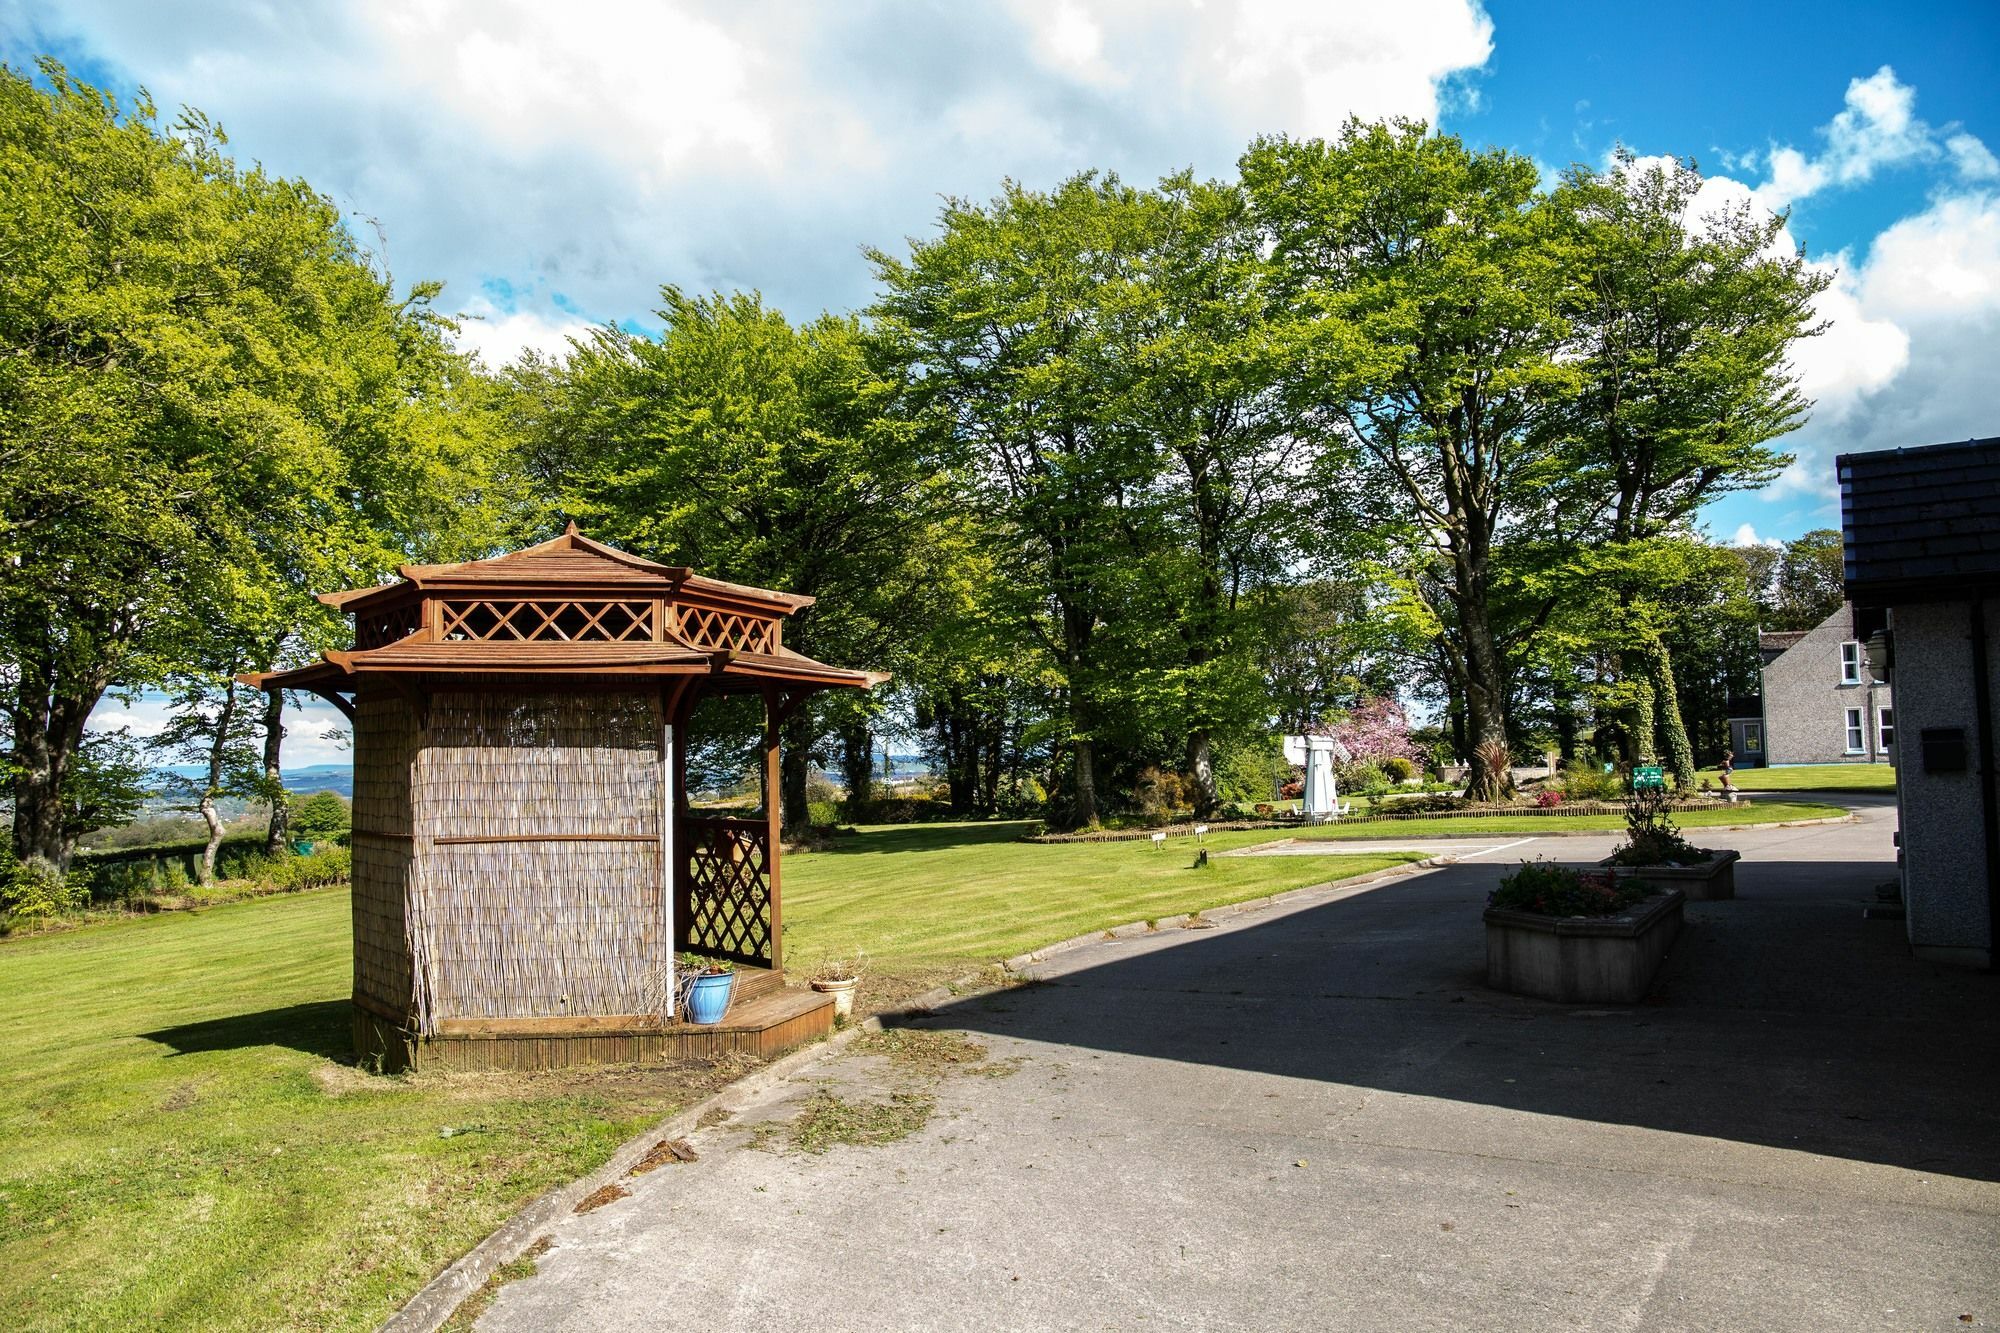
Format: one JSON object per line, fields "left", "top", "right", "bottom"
{"left": 247, "top": 524, "right": 881, "bottom": 1071}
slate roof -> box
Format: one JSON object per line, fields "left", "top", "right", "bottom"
{"left": 1839, "top": 437, "right": 2000, "bottom": 602}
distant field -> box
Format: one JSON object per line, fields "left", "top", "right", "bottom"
{"left": 1695, "top": 764, "right": 1894, "bottom": 792}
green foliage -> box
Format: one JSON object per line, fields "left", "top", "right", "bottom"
{"left": 1558, "top": 761, "right": 1625, "bottom": 802}
{"left": 1489, "top": 860, "right": 1648, "bottom": 917}
{"left": 0, "top": 61, "right": 526, "bottom": 870}
{"left": 289, "top": 791, "right": 351, "bottom": 841}
{"left": 1608, "top": 787, "right": 1707, "bottom": 867}
{"left": 1214, "top": 735, "right": 1291, "bottom": 804}
{"left": 1761, "top": 528, "right": 1846, "bottom": 631}
{"left": 0, "top": 840, "right": 87, "bottom": 918}
{"left": 1381, "top": 756, "right": 1416, "bottom": 783}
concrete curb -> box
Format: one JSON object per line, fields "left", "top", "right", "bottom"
{"left": 1222, "top": 813, "right": 1857, "bottom": 849}
{"left": 380, "top": 854, "right": 1454, "bottom": 1331}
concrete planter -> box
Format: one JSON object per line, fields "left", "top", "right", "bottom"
{"left": 1485, "top": 889, "right": 1685, "bottom": 1004}
{"left": 1600, "top": 849, "right": 1741, "bottom": 901}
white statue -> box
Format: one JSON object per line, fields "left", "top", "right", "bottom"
{"left": 1282, "top": 733, "right": 1351, "bottom": 822}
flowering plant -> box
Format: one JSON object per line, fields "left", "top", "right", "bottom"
{"left": 1488, "top": 860, "right": 1647, "bottom": 917}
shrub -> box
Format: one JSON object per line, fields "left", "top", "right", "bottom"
{"left": 840, "top": 796, "right": 954, "bottom": 824}
{"left": 290, "top": 791, "right": 351, "bottom": 841}
{"left": 1558, "top": 761, "right": 1624, "bottom": 803}
{"left": 0, "top": 850, "right": 87, "bottom": 919}
{"left": 1337, "top": 760, "right": 1390, "bottom": 797}
{"left": 1278, "top": 779, "right": 1303, "bottom": 800}
{"left": 1132, "top": 766, "right": 1192, "bottom": 821}
{"left": 1489, "top": 860, "right": 1647, "bottom": 917}
{"left": 1534, "top": 789, "right": 1563, "bottom": 808}
{"left": 1381, "top": 756, "right": 1416, "bottom": 784}
{"left": 1608, "top": 787, "right": 1707, "bottom": 867}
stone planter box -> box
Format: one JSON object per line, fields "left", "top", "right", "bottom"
{"left": 1485, "top": 889, "right": 1685, "bottom": 1004}
{"left": 1600, "top": 849, "right": 1740, "bottom": 901}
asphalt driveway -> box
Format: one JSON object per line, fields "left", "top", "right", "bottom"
{"left": 480, "top": 800, "right": 2000, "bottom": 1332}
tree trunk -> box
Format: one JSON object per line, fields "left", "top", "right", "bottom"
{"left": 196, "top": 683, "right": 242, "bottom": 885}
{"left": 1457, "top": 580, "right": 1514, "bottom": 803}
{"left": 781, "top": 708, "right": 812, "bottom": 837}
{"left": 1628, "top": 680, "right": 1656, "bottom": 765}
{"left": 8, "top": 674, "right": 106, "bottom": 874}
{"left": 1070, "top": 736, "right": 1099, "bottom": 829}
{"left": 838, "top": 721, "right": 872, "bottom": 814}
{"left": 1186, "top": 729, "right": 1218, "bottom": 816}
{"left": 262, "top": 688, "right": 290, "bottom": 856}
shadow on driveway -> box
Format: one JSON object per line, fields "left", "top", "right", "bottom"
{"left": 930, "top": 854, "right": 2000, "bottom": 1183}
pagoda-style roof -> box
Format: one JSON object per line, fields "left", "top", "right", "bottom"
{"left": 245, "top": 524, "right": 883, "bottom": 706}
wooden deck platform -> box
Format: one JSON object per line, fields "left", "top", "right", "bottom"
{"left": 353, "top": 978, "right": 836, "bottom": 1073}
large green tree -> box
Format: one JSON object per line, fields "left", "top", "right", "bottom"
{"left": 0, "top": 62, "right": 518, "bottom": 872}
{"left": 523, "top": 289, "right": 957, "bottom": 833}
{"left": 1244, "top": 121, "right": 1579, "bottom": 799}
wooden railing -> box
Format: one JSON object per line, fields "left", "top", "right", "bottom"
{"left": 679, "top": 815, "right": 773, "bottom": 968}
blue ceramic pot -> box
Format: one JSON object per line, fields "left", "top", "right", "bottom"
{"left": 685, "top": 971, "right": 736, "bottom": 1025}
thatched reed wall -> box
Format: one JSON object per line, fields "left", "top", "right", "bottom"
{"left": 351, "top": 691, "right": 420, "bottom": 1018}
{"left": 408, "top": 690, "right": 666, "bottom": 1030}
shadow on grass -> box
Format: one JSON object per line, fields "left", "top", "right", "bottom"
{"left": 142, "top": 998, "right": 352, "bottom": 1062}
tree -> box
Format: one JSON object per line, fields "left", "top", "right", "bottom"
{"left": 151, "top": 667, "right": 262, "bottom": 884}
{"left": 1766, "top": 528, "right": 1846, "bottom": 630}
{"left": 1244, "top": 121, "right": 1578, "bottom": 799}
{"left": 525, "top": 289, "right": 955, "bottom": 834}
{"left": 0, "top": 62, "right": 520, "bottom": 873}
{"left": 1540, "top": 153, "right": 1826, "bottom": 775}
{"left": 290, "top": 790, "right": 351, "bottom": 842}
{"left": 868, "top": 174, "right": 1168, "bottom": 828}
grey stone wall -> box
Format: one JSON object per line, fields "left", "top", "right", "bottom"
{"left": 1762, "top": 603, "right": 1894, "bottom": 766}
{"left": 1889, "top": 600, "right": 1996, "bottom": 968}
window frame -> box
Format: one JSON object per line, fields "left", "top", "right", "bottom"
{"left": 1840, "top": 640, "right": 1863, "bottom": 685}
{"left": 1878, "top": 706, "right": 1895, "bottom": 753}
{"left": 1845, "top": 706, "right": 1866, "bottom": 755}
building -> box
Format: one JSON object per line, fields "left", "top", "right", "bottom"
{"left": 1840, "top": 436, "right": 2000, "bottom": 970}
{"left": 1753, "top": 602, "right": 1894, "bottom": 767}
{"left": 245, "top": 524, "right": 883, "bottom": 1069}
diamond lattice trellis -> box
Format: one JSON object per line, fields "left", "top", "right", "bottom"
{"left": 682, "top": 818, "right": 772, "bottom": 966}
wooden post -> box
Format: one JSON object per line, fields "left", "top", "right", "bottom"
{"left": 763, "top": 685, "right": 783, "bottom": 975}
{"left": 671, "top": 682, "right": 697, "bottom": 953}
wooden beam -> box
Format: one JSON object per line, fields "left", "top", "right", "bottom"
{"left": 763, "top": 684, "right": 783, "bottom": 975}
{"left": 430, "top": 833, "right": 659, "bottom": 845}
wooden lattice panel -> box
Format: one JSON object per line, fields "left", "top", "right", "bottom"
{"left": 437, "top": 599, "right": 656, "bottom": 643}
{"left": 356, "top": 601, "right": 423, "bottom": 649}
{"left": 681, "top": 816, "right": 772, "bottom": 966}
{"left": 670, "top": 605, "right": 779, "bottom": 653}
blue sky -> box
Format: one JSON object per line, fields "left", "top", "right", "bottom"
{"left": 7, "top": 1, "right": 1994, "bottom": 762}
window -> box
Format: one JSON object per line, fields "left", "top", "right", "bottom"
{"left": 1845, "top": 707, "right": 1866, "bottom": 754}
{"left": 1878, "top": 707, "right": 1895, "bottom": 752}
{"left": 1840, "top": 641, "right": 1862, "bottom": 685}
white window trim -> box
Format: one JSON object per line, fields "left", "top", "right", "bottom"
{"left": 1844, "top": 706, "right": 1866, "bottom": 755}
{"left": 1839, "top": 641, "right": 1862, "bottom": 685}
{"left": 1877, "top": 707, "right": 1895, "bottom": 752}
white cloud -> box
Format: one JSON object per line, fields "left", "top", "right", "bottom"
{"left": 1730, "top": 523, "right": 1782, "bottom": 548}
{"left": 450, "top": 298, "right": 593, "bottom": 369}
{"left": 6, "top": 0, "right": 1495, "bottom": 365}
{"left": 1753, "top": 65, "right": 1992, "bottom": 212}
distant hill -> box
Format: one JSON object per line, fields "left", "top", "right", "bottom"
{"left": 283, "top": 764, "right": 353, "bottom": 798}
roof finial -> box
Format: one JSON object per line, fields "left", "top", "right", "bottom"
{"left": 564, "top": 518, "right": 580, "bottom": 538}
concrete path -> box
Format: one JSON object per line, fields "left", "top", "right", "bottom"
{"left": 480, "top": 801, "right": 2000, "bottom": 1332}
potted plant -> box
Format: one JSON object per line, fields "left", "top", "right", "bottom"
{"left": 1485, "top": 860, "right": 1684, "bottom": 1003}
{"left": 1599, "top": 787, "right": 1741, "bottom": 900}
{"left": 678, "top": 952, "right": 737, "bottom": 1025}
{"left": 807, "top": 951, "right": 866, "bottom": 1023}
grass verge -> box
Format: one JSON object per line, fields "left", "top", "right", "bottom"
{"left": 1276, "top": 800, "right": 1848, "bottom": 842}
{"left": 1693, "top": 764, "right": 1894, "bottom": 792}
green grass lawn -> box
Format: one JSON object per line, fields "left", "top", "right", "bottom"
{"left": 1693, "top": 763, "right": 1895, "bottom": 792}
{"left": 1281, "top": 799, "right": 1848, "bottom": 841}
{"left": 0, "top": 828, "right": 1418, "bottom": 1332}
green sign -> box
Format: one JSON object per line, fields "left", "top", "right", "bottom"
{"left": 1632, "top": 765, "right": 1666, "bottom": 789}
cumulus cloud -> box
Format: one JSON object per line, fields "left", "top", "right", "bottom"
{"left": 1753, "top": 65, "right": 1996, "bottom": 211}
{"left": 4, "top": 0, "right": 1494, "bottom": 365}
{"left": 1729, "top": 523, "right": 1783, "bottom": 549}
